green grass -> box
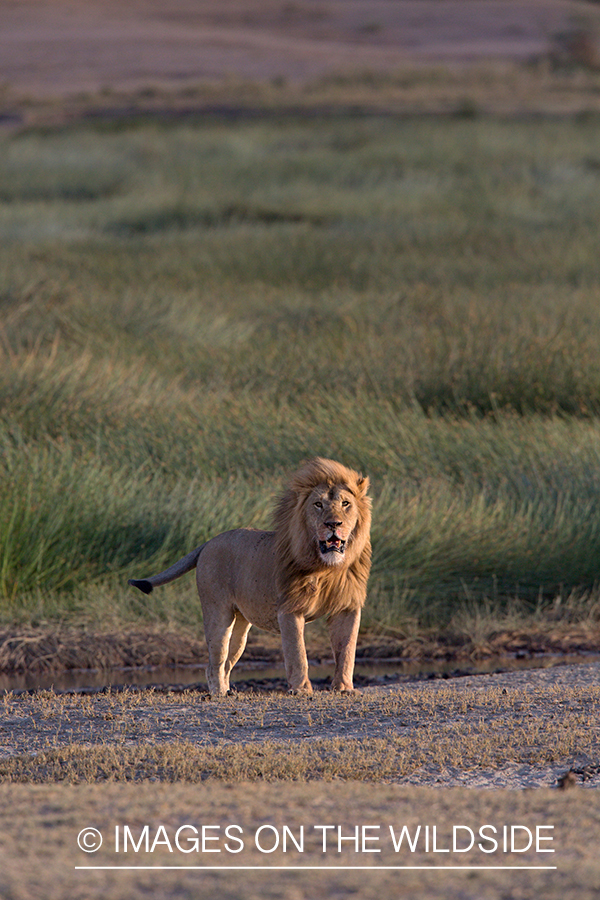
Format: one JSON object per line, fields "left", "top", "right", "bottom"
{"left": 2, "top": 113, "right": 600, "bottom": 634}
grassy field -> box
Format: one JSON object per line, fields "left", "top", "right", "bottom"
{"left": 2, "top": 110, "right": 600, "bottom": 646}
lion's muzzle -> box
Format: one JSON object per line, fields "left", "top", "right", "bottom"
{"left": 319, "top": 535, "right": 346, "bottom": 556}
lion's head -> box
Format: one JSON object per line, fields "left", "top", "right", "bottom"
{"left": 274, "top": 458, "right": 372, "bottom": 616}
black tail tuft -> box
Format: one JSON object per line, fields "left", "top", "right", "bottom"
{"left": 128, "top": 578, "right": 154, "bottom": 595}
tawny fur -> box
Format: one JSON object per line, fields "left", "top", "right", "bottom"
{"left": 129, "top": 458, "right": 371, "bottom": 696}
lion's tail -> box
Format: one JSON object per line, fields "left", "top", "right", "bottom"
{"left": 128, "top": 543, "right": 206, "bottom": 594}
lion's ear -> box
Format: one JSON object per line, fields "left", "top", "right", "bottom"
{"left": 356, "top": 475, "right": 370, "bottom": 495}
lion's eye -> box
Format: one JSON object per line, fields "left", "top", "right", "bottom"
{"left": 341, "top": 500, "right": 350, "bottom": 508}
{"left": 314, "top": 501, "right": 323, "bottom": 509}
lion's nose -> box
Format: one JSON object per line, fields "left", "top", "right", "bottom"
{"left": 325, "top": 521, "right": 342, "bottom": 530}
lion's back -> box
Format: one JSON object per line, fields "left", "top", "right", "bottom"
{"left": 195, "top": 528, "right": 280, "bottom": 632}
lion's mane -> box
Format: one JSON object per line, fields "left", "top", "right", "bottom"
{"left": 273, "top": 457, "right": 372, "bottom": 618}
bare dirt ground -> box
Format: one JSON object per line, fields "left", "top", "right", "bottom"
{"left": 0, "top": 0, "right": 589, "bottom": 95}
{"left": 2, "top": 0, "right": 600, "bottom": 124}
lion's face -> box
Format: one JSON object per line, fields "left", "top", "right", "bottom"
{"left": 274, "top": 457, "right": 371, "bottom": 589}
{"left": 306, "top": 483, "right": 360, "bottom": 567}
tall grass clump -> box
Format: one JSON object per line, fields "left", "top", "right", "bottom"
{"left": 2, "top": 112, "right": 600, "bottom": 634}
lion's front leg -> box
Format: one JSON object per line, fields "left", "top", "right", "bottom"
{"left": 328, "top": 607, "right": 361, "bottom": 691}
{"left": 277, "top": 609, "right": 313, "bottom": 694}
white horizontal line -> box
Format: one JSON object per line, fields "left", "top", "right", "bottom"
{"left": 75, "top": 865, "right": 558, "bottom": 871}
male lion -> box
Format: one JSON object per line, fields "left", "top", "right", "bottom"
{"left": 129, "top": 458, "right": 371, "bottom": 697}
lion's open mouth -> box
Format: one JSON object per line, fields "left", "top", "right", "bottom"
{"left": 319, "top": 537, "right": 346, "bottom": 556}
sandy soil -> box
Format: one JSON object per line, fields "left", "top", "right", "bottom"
{"left": 2, "top": 781, "right": 599, "bottom": 900}
{"left": 0, "top": 0, "right": 594, "bottom": 97}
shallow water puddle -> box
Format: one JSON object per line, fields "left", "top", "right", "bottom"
{"left": 2, "top": 653, "right": 599, "bottom": 695}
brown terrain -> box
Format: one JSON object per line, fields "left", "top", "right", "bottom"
{"left": 2, "top": 0, "right": 600, "bottom": 123}
{"left": 0, "top": 0, "right": 587, "bottom": 94}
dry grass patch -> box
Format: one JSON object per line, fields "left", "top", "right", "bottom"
{"left": 8, "top": 62, "right": 600, "bottom": 125}
{"left": 0, "top": 626, "right": 208, "bottom": 674}
{"left": 0, "top": 679, "right": 598, "bottom": 784}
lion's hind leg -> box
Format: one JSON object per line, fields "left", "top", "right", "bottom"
{"left": 277, "top": 610, "right": 312, "bottom": 694}
{"left": 203, "top": 605, "right": 238, "bottom": 698}
{"left": 224, "top": 612, "right": 251, "bottom": 683}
